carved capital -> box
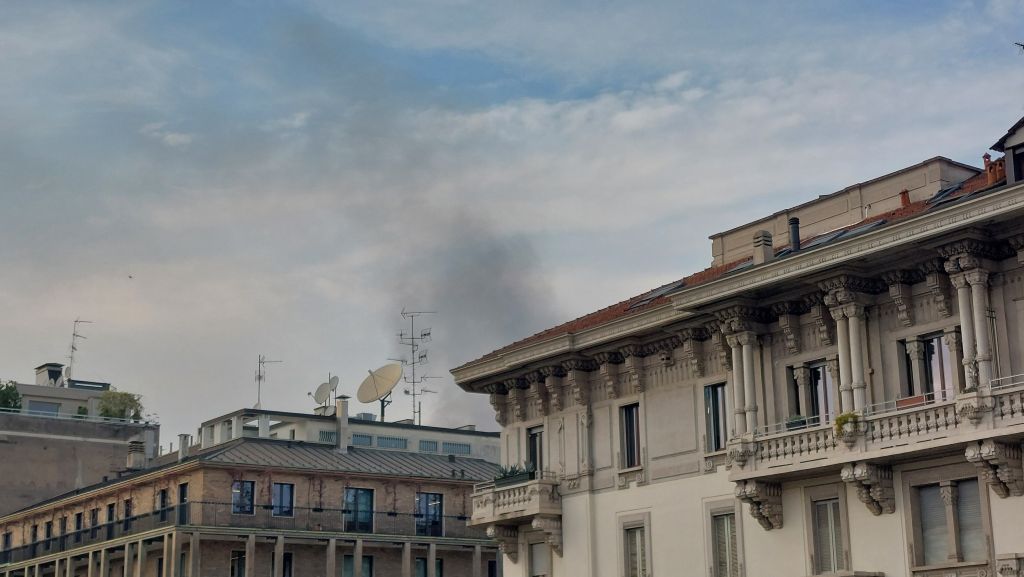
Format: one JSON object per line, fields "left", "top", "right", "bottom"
{"left": 735, "top": 480, "right": 783, "bottom": 530}
{"left": 486, "top": 525, "right": 519, "bottom": 562}
{"left": 840, "top": 462, "right": 895, "bottom": 515}
{"left": 966, "top": 440, "right": 1024, "bottom": 498}
{"left": 818, "top": 274, "right": 886, "bottom": 299}
{"left": 965, "top": 268, "right": 991, "bottom": 287}
{"left": 792, "top": 364, "right": 811, "bottom": 389}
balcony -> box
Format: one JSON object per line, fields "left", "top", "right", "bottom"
{"left": 469, "top": 473, "right": 562, "bottom": 561}
{"left": 1, "top": 502, "right": 488, "bottom": 567}
{"left": 730, "top": 378, "right": 1024, "bottom": 483}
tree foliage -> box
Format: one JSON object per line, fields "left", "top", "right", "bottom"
{"left": 98, "top": 390, "right": 144, "bottom": 420}
{"left": 0, "top": 382, "right": 21, "bottom": 410}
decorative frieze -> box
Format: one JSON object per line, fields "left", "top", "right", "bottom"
{"left": 938, "top": 237, "right": 1004, "bottom": 263}
{"left": 715, "top": 305, "right": 772, "bottom": 334}
{"left": 840, "top": 462, "right": 895, "bottom": 515}
{"left": 965, "top": 440, "right": 1024, "bottom": 498}
{"left": 818, "top": 274, "right": 886, "bottom": 302}
{"left": 735, "top": 480, "right": 783, "bottom": 530}
{"left": 646, "top": 334, "right": 682, "bottom": 368}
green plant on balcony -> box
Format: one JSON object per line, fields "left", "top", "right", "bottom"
{"left": 834, "top": 411, "right": 859, "bottom": 436}
{"left": 0, "top": 382, "right": 21, "bottom": 410}
{"left": 75, "top": 406, "right": 89, "bottom": 419}
{"left": 494, "top": 461, "right": 537, "bottom": 486}
{"left": 98, "top": 390, "right": 144, "bottom": 420}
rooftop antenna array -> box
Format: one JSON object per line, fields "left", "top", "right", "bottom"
{"left": 255, "top": 354, "right": 282, "bottom": 409}
{"left": 391, "top": 308, "right": 439, "bottom": 425}
{"left": 66, "top": 318, "right": 93, "bottom": 381}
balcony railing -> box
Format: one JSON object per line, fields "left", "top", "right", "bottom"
{"left": 1, "top": 502, "right": 486, "bottom": 566}
{"left": 0, "top": 406, "right": 156, "bottom": 426}
{"left": 470, "top": 472, "right": 561, "bottom": 528}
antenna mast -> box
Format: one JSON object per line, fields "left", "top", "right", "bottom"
{"left": 66, "top": 318, "right": 93, "bottom": 381}
{"left": 396, "top": 308, "right": 439, "bottom": 425}
{"left": 255, "top": 354, "right": 282, "bottom": 409}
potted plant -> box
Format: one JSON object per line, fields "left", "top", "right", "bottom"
{"left": 785, "top": 415, "right": 807, "bottom": 430}
{"left": 493, "top": 462, "right": 537, "bottom": 487}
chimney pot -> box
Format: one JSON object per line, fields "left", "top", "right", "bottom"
{"left": 126, "top": 440, "right": 146, "bottom": 470}
{"left": 788, "top": 217, "right": 801, "bottom": 252}
{"left": 178, "top": 433, "right": 191, "bottom": 462}
{"left": 899, "top": 189, "right": 911, "bottom": 208}
{"left": 752, "top": 230, "right": 774, "bottom": 265}
{"left": 335, "top": 396, "right": 350, "bottom": 453}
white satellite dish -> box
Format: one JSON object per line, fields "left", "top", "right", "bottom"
{"left": 357, "top": 363, "right": 403, "bottom": 420}
{"left": 313, "top": 375, "right": 340, "bottom": 405}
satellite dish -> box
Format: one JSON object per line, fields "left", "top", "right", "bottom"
{"left": 323, "top": 405, "right": 336, "bottom": 417}
{"left": 358, "top": 364, "right": 403, "bottom": 403}
{"left": 313, "top": 375, "right": 340, "bottom": 405}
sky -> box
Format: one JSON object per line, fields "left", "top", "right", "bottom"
{"left": 1, "top": 0, "right": 1023, "bottom": 448}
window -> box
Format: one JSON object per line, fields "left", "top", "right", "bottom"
{"left": 620, "top": 403, "right": 641, "bottom": 469}
{"left": 26, "top": 400, "right": 61, "bottom": 415}
{"left": 272, "top": 483, "right": 295, "bottom": 517}
{"left": 915, "top": 478, "right": 986, "bottom": 566}
{"left": 705, "top": 383, "right": 728, "bottom": 452}
{"left": 30, "top": 524, "right": 37, "bottom": 556}
{"left": 232, "top": 480, "right": 255, "bottom": 515}
{"left": 342, "top": 555, "right": 374, "bottom": 577}
{"left": 415, "top": 557, "right": 444, "bottom": 577}
{"left": 59, "top": 516, "right": 67, "bottom": 548}
{"left": 89, "top": 508, "right": 99, "bottom": 538}
{"left": 377, "top": 436, "right": 408, "bottom": 449}
{"left": 271, "top": 552, "right": 293, "bottom": 577}
{"left": 419, "top": 439, "right": 438, "bottom": 452}
{"left": 319, "top": 430, "right": 338, "bottom": 444}
{"left": 808, "top": 362, "right": 835, "bottom": 424}
{"left": 415, "top": 492, "right": 443, "bottom": 537}
{"left": 344, "top": 488, "right": 374, "bottom": 532}
{"left": 812, "top": 498, "right": 845, "bottom": 574}
{"left": 123, "top": 499, "right": 133, "bottom": 531}
{"left": 1, "top": 531, "right": 11, "bottom": 564}
{"left": 711, "top": 512, "right": 739, "bottom": 577}
{"left": 529, "top": 543, "right": 551, "bottom": 577}
{"left": 74, "top": 512, "right": 83, "bottom": 543}
{"left": 178, "top": 483, "right": 190, "bottom": 524}
{"left": 352, "top": 434, "right": 373, "bottom": 447}
{"left": 44, "top": 521, "right": 52, "bottom": 550}
{"left": 157, "top": 489, "right": 169, "bottom": 522}
{"left": 442, "top": 442, "right": 471, "bottom": 455}
{"left": 902, "top": 334, "right": 955, "bottom": 401}
{"left": 106, "top": 503, "right": 116, "bottom": 539}
{"left": 527, "top": 426, "right": 544, "bottom": 472}
{"left": 624, "top": 526, "right": 647, "bottom": 577}
{"left": 230, "top": 551, "right": 246, "bottom": 577}
{"left": 487, "top": 560, "right": 497, "bottom": 577}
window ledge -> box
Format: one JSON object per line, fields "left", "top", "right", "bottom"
{"left": 911, "top": 560, "right": 989, "bottom": 572}
{"left": 801, "top": 572, "right": 885, "bottom": 577}
{"left": 617, "top": 465, "right": 643, "bottom": 474}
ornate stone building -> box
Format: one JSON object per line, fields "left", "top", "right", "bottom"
{"left": 455, "top": 116, "right": 1024, "bottom": 577}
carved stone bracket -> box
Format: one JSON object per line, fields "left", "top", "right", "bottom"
{"left": 530, "top": 516, "right": 563, "bottom": 556}
{"left": 919, "top": 258, "right": 953, "bottom": 318}
{"left": 735, "top": 480, "right": 783, "bottom": 530}
{"left": 1009, "top": 234, "right": 1024, "bottom": 265}
{"left": 716, "top": 305, "right": 772, "bottom": 334}
{"left": 803, "top": 293, "right": 834, "bottom": 347}
{"left": 620, "top": 352, "right": 646, "bottom": 394}
{"left": 882, "top": 270, "right": 921, "bottom": 327}
{"left": 938, "top": 237, "right": 1003, "bottom": 263}
{"left": 956, "top": 390, "right": 993, "bottom": 425}
{"left": 676, "top": 328, "right": 707, "bottom": 375}
{"left": 966, "top": 440, "right": 1024, "bottom": 498}
{"left": 593, "top": 351, "right": 624, "bottom": 399}
{"left": 646, "top": 334, "right": 682, "bottom": 368}
{"left": 525, "top": 372, "right": 549, "bottom": 417}
{"left": 818, "top": 274, "right": 886, "bottom": 301}
{"left": 726, "top": 438, "right": 756, "bottom": 468}
{"left": 506, "top": 386, "right": 527, "bottom": 423}
{"left": 997, "top": 554, "right": 1024, "bottom": 577}
{"left": 539, "top": 366, "right": 565, "bottom": 413}
{"left": 562, "top": 359, "right": 596, "bottom": 409}
{"left": 772, "top": 301, "right": 803, "bottom": 355}
{"left": 486, "top": 525, "right": 519, "bottom": 562}
{"left": 840, "top": 462, "right": 895, "bottom": 515}
{"left": 489, "top": 393, "right": 508, "bottom": 427}
{"left": 706, "top": 322, "right": 730, "bottom": 371}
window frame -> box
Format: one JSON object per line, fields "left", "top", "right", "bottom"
{"left": 415, "top": 492, "right": 444, "bottom": 537}
{"left": 704, "top": 498, "right": 744, "bottom": 577}
{"left": 802, "top": 483, "right": 851, "bottom": 575}
{"left": 704, "top": 382, "right": 729, "bottom": 453}
{"left": 617, "top": 510, "right": 652, "bottom": 577}
{"left": 619, "top": 402, "right": 642, "bottom": 470}
{"left": 229, "top": 550, "right": 246, "bottom": 577}
{"left": 272, "top": 482, "right": 295, "bottom": 518}
{"left": 902, "top": 462, "right": 992, "bottom": 573}
{"left": 231, "top": 480, "right": 256, "bottom": 515}
{"left": 343, "top": 487, "right": 375, "bottom": 533}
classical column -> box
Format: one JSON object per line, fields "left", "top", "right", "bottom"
{"left": 739, "top": 332, "right": 759, "bottom": 433}
{"left": 170, "top": 531, "right": 182, "bottom": 577}
{"left": 473, "top": 545, "right": 483, "bottom": 577}
{"left": 905, "top": 340, "right": 927, "bottom": 396}
{"left": 847, "top": 304, "right": 867, "bottom": 411}
{"left": 943, "top": 329, "right": 965, "bottom": 395}
{"left": 135, "top": 539, "right": 147, "bottom": 577}
{"left": 832, "top": 308, "right": 853, "bottom": 412}
{"left": 123, "top": 543, "right": 133, "bottom": 577}
{"left": 87, "top": 551, "right": 95, "bottom": 577}
{"left": 273, "top": 536, "right": 284, "bottom": 577}
{"left": 967, "top": 269, "right": 993, "bottom": 388}
{"left": 949, "top": 273, "right": 977, "bottom": 389}
{"left": 66, "top": 554, "right": 74, "bottom": 577}
{"left": 793, "top": 365, "right": 812, "bottom": 418}
{"left": 162, "top": 534, "right": 172, "bottom": 577}
{"left": 353, "top": 539, "right": 363, "bottom": 577}
{"left": 244, "top": 534, "right": 255, "bottom": 577}
{"left": 726, "top": 335, "right": 746, "bottom": 435}
{"left": 325, "top": 538, "right": 336, "bottom": 577}
{"left": 189, "top": 533, "right": 200, "bottom": 577}
{"left": 401, "top": 542, "right": 412, "bottom": 577}
{"left": 427, "top": 543, "right": 438, "bottom": 577}
{"left": 98, "top": 549, "right": 108, "bottom": 577}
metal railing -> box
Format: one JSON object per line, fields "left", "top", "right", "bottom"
{"left": 0, "top": 406, "right": 156, "bottom": 426}
{"left": 1, "top": 502, "right": 486, "bottom": 565}
{"left": 991, "top": 373, "right": 1024, "bottom": 390}
{"left": 754, "top": 414, "right": 831, "bottom": 437}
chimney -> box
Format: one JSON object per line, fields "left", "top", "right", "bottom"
{"left": 752, "top": 230, "right": 774, "bottom": 265}
{"left": 788, "top": 218, "right": 801, "bottom": 252}
{"left": 335, "top": 395, "right": 350, "bottom": 454}
{"left": 899, "top": 189, "right": 910, "bottom": 208}
{"left": 178, "top": 434, "right": 192, "bottom": 462}
{"left": 34, "top": 363, "right": 65, "bottom": 386}
{"left": 126, "top": 440, "right": 146, "bottom": 471}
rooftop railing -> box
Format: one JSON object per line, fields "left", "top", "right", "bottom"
{"left": 0, "top": 406, "right": 156, "bottom": 426}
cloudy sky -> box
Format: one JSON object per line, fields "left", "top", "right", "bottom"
{"left": 2, "top": 0, "right": 1022, "bottom": 446}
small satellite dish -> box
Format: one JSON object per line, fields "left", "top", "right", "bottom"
{"left": 358, "top": 364, "right": 403, "bottom": 403}
{"left": 313, "top": 375, "right": 340, "bottom": 405}
{"left": 323, "top": 405, "right": 336, "bottom": 417}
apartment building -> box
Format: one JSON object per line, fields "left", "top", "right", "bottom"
{"left": 0, "top": 397, "right": 501, "bottom": 577}
{"left": 0, "top": 364, "right": 160, "bottom": 516}
{"left": 455, "top": 116, "right": 1024, "bottom": 577}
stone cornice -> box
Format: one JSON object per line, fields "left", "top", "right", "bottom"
{"left": 669, "top": 182, "right": 1024, "bottom": 311}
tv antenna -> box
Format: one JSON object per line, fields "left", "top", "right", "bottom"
{"left": 357, "top": 364, "right": 403, "bottom": 421}
{"left": 392, "top": 308, "right": 440, "bottom": 425}
{"left": 255, "top": 354, "right": 282, "bottom": 409}
{"left": 66, "top": 318, "right": 93, "bottom": 381}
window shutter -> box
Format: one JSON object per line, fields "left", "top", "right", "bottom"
{"left": 918, "top": 485, "right": 949, "bottom": 566}
{"left": 713, "top": 513, "right": 738, "bottom": 577}
{"left": 956, "top": 479, "right": 985, "bottom": 562}
{"left": 813, "top": 501, "right": 834, "bottom": 574}
{"left": 830, "top": 500, "right": 846, "bottom": 570}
